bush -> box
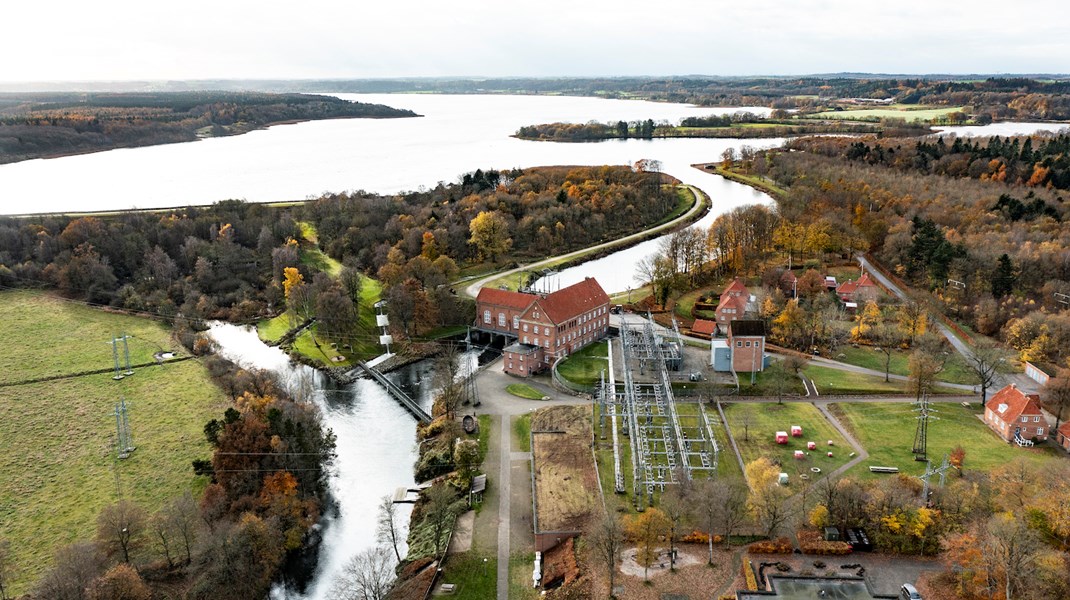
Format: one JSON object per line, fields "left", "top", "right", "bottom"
{"left": 747, "top": 537, "right": 794, "bottom": 554}
{"left": 797, "top": 529, "right": 853, "bottom": 555}
{"left": 743, "top": 560, "right": 759, "bottom": 591}
{"left": 681, "top": 530, "right": 722, "bottom": 544}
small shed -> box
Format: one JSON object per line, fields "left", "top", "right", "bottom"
{"left": 824, "top": 526, "right": 841, "bottom": 542}
{"left": 711, "top": 339, "right": 732, "bottom": 372}
{"left": 776, "top": 431, "right": 789, "bottom": 444}
{"left": 791, "top": 425, "right": 803, "bottom": 437}
{"left": 807, "top": 441, "right": 817, "bottom": 450}
{"left": 794, "top": 450, "right": 805, "bottom": 460}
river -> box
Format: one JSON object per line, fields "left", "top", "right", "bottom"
{"left": 206, "top": 322, "right": 478, "bottom": 599}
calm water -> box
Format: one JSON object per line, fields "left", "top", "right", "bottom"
{"left": 0, "top": 94, "right": 771, "bottom": 213}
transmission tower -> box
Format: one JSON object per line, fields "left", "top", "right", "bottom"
{"left": 106, "top": 336, "right": 124, "bottom": 380}
{"left": 912, "top": 394, "right": 938, "bottom": 461}
{"left": 120, "top": 332, "right": 134, "bottom": 376}
{"left": 918, "top": 453, "right": 952, "bottom": 504}
{"left": 113, "top": 398, "right": 136, "bottom": 459}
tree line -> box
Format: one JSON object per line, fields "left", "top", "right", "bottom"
{"left": 0, "top": 92, "right": 418, "bottom": 164}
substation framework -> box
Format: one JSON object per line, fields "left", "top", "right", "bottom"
{"left": 598, "top": 317, "right": 719, "bottom": 508}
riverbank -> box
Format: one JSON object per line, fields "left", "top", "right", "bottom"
{"left": 692, "top": 162, "right": 787, "bottom": 199}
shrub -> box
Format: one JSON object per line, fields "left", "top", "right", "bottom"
{"left": 681, "top": 530, "right": 722, "bottom": 544}
{"left": 743, "top": 560, "right": 759, "bottom": 591}
{"left": 798, "top": 528, "right": 853, "bottom": 555}
{"left": 747, "top": 537, "right": 794, "bottom": 554}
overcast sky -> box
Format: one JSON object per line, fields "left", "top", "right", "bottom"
{"left": 3, "top": 0, "right": 1069, "bottom": 82}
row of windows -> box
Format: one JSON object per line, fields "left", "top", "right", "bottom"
{"left": 735, "top": 340, "right": 761, "bottom": 347}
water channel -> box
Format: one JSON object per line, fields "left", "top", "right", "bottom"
{"left": 5, "top": 94, "right": 1066, "bottom": 598}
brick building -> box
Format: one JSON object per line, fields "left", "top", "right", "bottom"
{"left": 983, "top": 384, "right": 1049, "bottom": 445}
{"left": 475, "top": 278, "right": 611, "bottom": 377}
{"left": 728, "top": 320, "right": 766, "bottom": 373}
{"left": 715, "top": 278, "right": 752, "bottom": 335}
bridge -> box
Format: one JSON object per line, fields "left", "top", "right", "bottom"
{"left": 355, "top": 360, "right": 432, "bottom": 424}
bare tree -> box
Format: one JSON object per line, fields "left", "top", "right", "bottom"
{"left": 0, "top": 540, "right": 13, "bottom": 600}
{"left": 873, "top": 324, "right": 903, "bottom": 383}
{"left": 964, "top": 339, "right": 1011, "bottom": 406}
{"left": 1043, "top": 376, "right": 1070, "bottom": 432}
{"left": 740, "top": 405, "right": 754, "bottom": 442}
{"left": 330, "top": 546, "right": 396, "bottom": 600}
{"left": 908, "top": 349, "right": 943, "bottom": 401}
{"left": 376, "top": 495, "right": 405, "bottom": 563}
{"left": 983, "top": 513, "right": 1046, "bottom": 600}
{"left": 660, "top": 486, "right": 688, "bottom": 571}
{"left": 34, "top": 542, "right": 104, "bottom": 600}
{"left": 588, "top": 508, "right": 625, "bottom": 598}
{"left": 150, "top": 511, "right": 177, "bottom": 569}
{"left": 692, "top": 478, "right": 749, "bottom": 563}
{"left": 165, "top": 492, "right": 200, "bottom": 565}
{"left": 422, "top": 484, "right": 459, "bottom": 558}
{"left": 97, "top": 500, "right": 147, "bottom": 564}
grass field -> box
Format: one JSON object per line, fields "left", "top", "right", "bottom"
{"left": 0, "top": 291, "right": 225, "bottom": 594}
{"left": 737, "top": 367, "right": 807, "bottom": 397}
{"left": 257, "top": 312, "right": 293, "bottom": 344}
{"left": 513, "top": 414, "right": 532, "bottom": 452}
{"left": 555, "top": 341, "right": 609, "bottom": 386}
{"left": 829, "top": 402, "right": 1061, "bottom": 481}
{"left": 440, "top": 551, "right": 497, "bottom": 599}
{"left": 506, "top": 384, "right": 544, "bottom": 400}
{"left": 832, "top": 346, "right": 975, "bottom": 385}
{"left": 806, "top": 105, "right": 968, "bottom": 123}
{"left": 722, "top": 402, "right": 851, "bottom": 484}
{"left": 804, "top": 364, "right": 908, "bottom": 395}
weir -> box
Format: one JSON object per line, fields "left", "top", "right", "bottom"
{"left": 355, "top": 360, "right": 432, "bottom": 424}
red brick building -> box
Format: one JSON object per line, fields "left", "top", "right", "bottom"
{"left": 715, "top": 277, "right": 751, "bottom": 335}
{"left": 836, "top": 273, "right": 879, "bottom": 304}
{"left": 1056, "top": 421, "right": 1070, "bottom": 453}
{"left": 983, "top": 384, "right": 1049, "bottom": 445}
{"left": 728, "top": 320, "right": 766, "bottom": 373}
{"left": 476, "top": 278, "right": 611, "bottom": 377}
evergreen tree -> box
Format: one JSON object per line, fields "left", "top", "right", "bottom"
{"left": 992, "top": 253, "right": 1016, "bottom": 298}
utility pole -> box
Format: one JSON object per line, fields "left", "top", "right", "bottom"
{"left": 1055, "top": 292, "right": 1070, "bottom": 308}
{"left": 918, "top": 453, "right": 952, "bottom": 505}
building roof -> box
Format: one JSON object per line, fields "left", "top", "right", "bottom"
{"left": 692, "top": 319, "right": 716, "bottom": 335}
{"left": 537, "top": 277, "right": 610, "bottom": 324}
{"left": 476, "top": 287, "right": 537, "bottom": 310}
{"left": 722, "top": 277, "right": 748, "bottom": 297}
{"left": 985, "top": 384, "right": 1044, "bottom": 422}
{"left": 504, "top": 343, "right": 539, "bottom": 354}
{"left": 717, "top": 293, "right": 748, "bottom": 314}
{"left": 836, "top": 273, "right": 877, "bottom": 296}
{"left": 1058, "top": 421, "right": 1070, "bottom": 439}
{"left": 729, "top": 319, "right": 766, "bottom": 337}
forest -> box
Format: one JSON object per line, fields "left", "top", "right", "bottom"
{"left": 515, "top": 116, "right": 900, "bottom": 142}
{"left": 718, "top": 132, "right": 1070, "bottom": 369}
{"left": 0, "top": 165, "right": 673, "bottom": 342}
{"left": 0, "top": 92, "right": 417, "bottom": 163}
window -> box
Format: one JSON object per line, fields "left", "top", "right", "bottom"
{"left": 1034, "top": 416, "right": 1041, "bottom": 422}
{"left": 498, "top": 313, "right": 505, "bottom": 327}
{"left": 534, "top": 311, "right": 540, "bottom": 318}
{"left": 513, "top": 316, "right": 520, "bottom": 329}
{"left": 534, "top": 338, "right": 539, "bottom": 346}
{"left": 524, "top": 336, "right": 529, "bottom": 344}
{"left": 523, "top": 323, "right": 529, "bottom": 332}
{"left": 533, "top": 325, "right": 539, "bottom": 334}
{"left": 483, "top": 310, "right": 491, "bottom": 324}
{"left": 745, "top": 341, "right": 751, "bottom": 347}
{"left": 1022, "top": 417, "right": 1029, "bottom": 423}
{"left": 736, "top": 341, "right": 742, "bottom": 347}
{"left": 1038, "top": 427, "right": 1045, "bottom": 435}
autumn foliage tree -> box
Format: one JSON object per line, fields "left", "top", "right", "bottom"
{"left": 625, "top": 508, "right": 671, "bottom": 582}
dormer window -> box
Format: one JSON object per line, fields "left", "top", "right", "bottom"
{"left": 998, "top": 403, "right": 1008, "bottom": 414}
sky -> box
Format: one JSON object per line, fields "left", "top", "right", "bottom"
{"left": 3, "top": 0, "right": 1069, "bottom": 82}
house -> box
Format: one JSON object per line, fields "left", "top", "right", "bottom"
{"left": 727, "top": 319, "right": 767, "bottom": 373}
{"left": 476, "top": 278, "right": 610, "bottom": 377}
{"left": 1056, "top": 421, "right": 1070, "bottom": 453}
{"left": 836, "top": 273, "right": 879, "bottom": 304}
{"left": 691, "top": 319, "right": 716, "bottom": 339}
{"left": 715, "top": 278, "right": 753, "bottom": 334}
{"left": 983, "top": 384, "right": 1049, "bottom": 445}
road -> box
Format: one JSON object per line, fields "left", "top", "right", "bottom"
{"left": 857, "top": 254, "right": 1039, "bottom": 395}
{"left": 463, "top": 184, "right": 707, "bottom": 298}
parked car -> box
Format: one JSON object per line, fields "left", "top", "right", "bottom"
{"left": 899, "top": 583, "right": 922, "bottom": 600}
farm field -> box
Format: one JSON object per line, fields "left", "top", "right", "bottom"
{"left": 828, "top": 402, "right": 1062, "bottom": 481}
{"left": 721, "top": 401, "right": 851, "bottom": 485}
{"left": 0, "top": 290, "right": 225, "bottom": 593}
{"left": 805, "top": 105, "right": 968, "bottom": 122}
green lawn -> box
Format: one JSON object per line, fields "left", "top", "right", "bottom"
{"left": 829, "top": 402, "right": 1062, "bottom": 481}
{"left": 507, "top": 383, "right": 544, "bottom": 401}
{"left": 513, "top": 414, "right": 532, "bottom": 452}
{"left": 806, "top": 105, "right": 969, "bottom": 123}
{"left": 257, "top": 312, "right": 293, "bottom": 344}
{"left": 291, "top": 324, "right": 352, "bottom": 366}
{"left": 0, "top": 291, "right": 225, "bottom": 594}
{"left": 555, "top": 341, "right": 609, "bottom": 386}
{"left": 297, "top": 221, "right": 343, "bottom": 277}
{"left": 722, "top": 402, "right": 851, "bottom": 485}
{"left": 509, "top": 553, "right": 541, "bottom": 600}
{"left": 737, "top": 366, "right": 807, "bottom": 397}
{"left": 832, "top": 346, "right": 975, "bottom": 385}
{"left": 804, "top": 364, "right": 908, "bottom": 395}
{"left": 440, "top": 551, "right": 497, "bottom": 599}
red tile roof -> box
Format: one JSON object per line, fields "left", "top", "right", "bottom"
{"left": 717, "top": 294, "right": 747, "bottom": 315}
{"left": 722, "top": 277, "right": 748, "bottom": 297}
{"left": 985, "top": 384, "right": 1044, "bottom": 423}
{"left": 692, "top": 319, "right": 716, "bottom": 335}
{"left": 1058, "top": 421, "right": 1070, "bottom": 439}
{"left": 476, "top": 287, "right": 536, "bottom": 311}
{"left": 837, "top": 273, "right": 878, "bottom": 296}
{"left": 537, "top": 277, "right": 610, "bottom": 324}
